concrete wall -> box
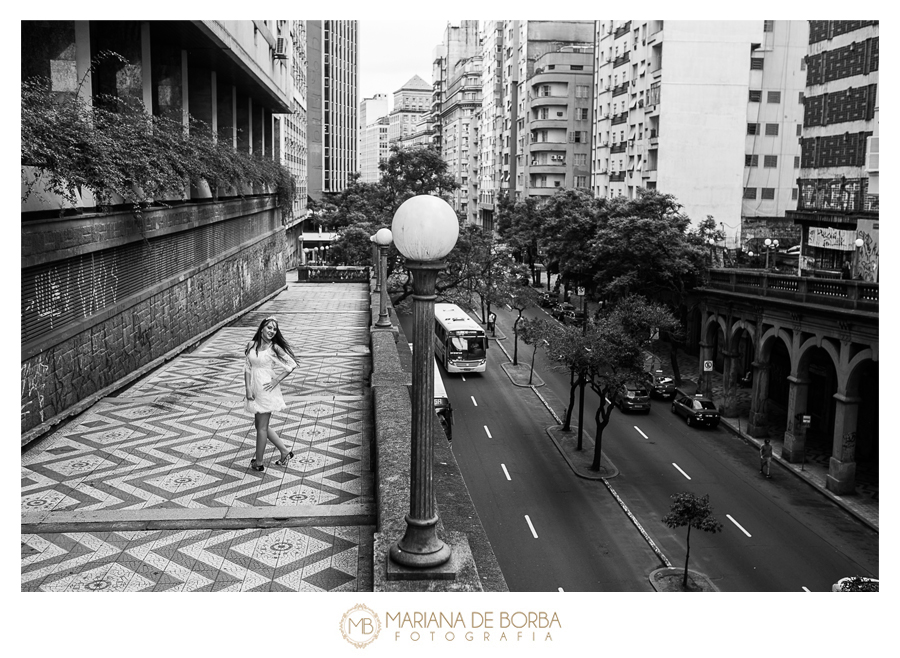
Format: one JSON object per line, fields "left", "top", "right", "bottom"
{"left": 21, "top": 199, "right": 286, "bottom": 441}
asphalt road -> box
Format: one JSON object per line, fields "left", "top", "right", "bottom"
{"left": 398, "top": 304, "right": 878, "bottom": 591}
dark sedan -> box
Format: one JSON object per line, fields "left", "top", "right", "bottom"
{"left": 643, "top": 370, "right": 676, "bottom": 400}
{"left": 550, "top": 302, "right": 574, "bottom": 321}
{"left": 671, "top": 392, "right": 720, "bottom": 428}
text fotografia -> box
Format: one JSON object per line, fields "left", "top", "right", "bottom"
{"left": 387, "top": 611, "right": 561, "bottom": 642}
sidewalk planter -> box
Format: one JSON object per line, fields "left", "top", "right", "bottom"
{"left": 831, "top": 576, "right": 878, "bottom": 592}
{"left": 190, "top": 179, "right": 213, "bottom": 200}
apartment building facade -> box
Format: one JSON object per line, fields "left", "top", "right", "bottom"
{"left": 591, "top": 20, "right": 764, "bottom": 231}
{"left": 388, "top": 74, "right": 431, "bottom": 144}
{"left": 522, "top": 48, "right": 593, "bottom": 197}
{"left": 441, "top": 55, "right": 482, "bottom": 223}
{"left": 359, "top": 93, "right": 389, "bottom": 183}
{"left": 431, "top": 21, "right": 481, "bottom": 153}
{"left": 478, "top": 20, "right": 593, "bottom": 229}
{"left": 307, "top": 20, "right": 358, "bottom": 200}
{"left": 279, "top": 20, "right": 309, "bottom": 267}
{"left": 786, "top": 20, "right": 879, "bottom": 281}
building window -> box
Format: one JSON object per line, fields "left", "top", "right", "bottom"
{"left": 743, "top": 187, "right": 757, "bottom": 199}
{"left": 578, "top": 108, "right": 589, "bottom": 120}
{"left": 575, "top": 153, "right": 587, "bottom": 166}
{"left": 575, "top": 85, "right": 590, "bottom": 98}
{"left": 575, "top": 176, "right": 587, "bottom": 187}
{"left": 763, "top": 20, "right": 774, "bottom": 32}
{"left": 796, "top": 124, "right": 802, "bottom": 136}
{"left": 749, "top": 90, "right": 762, "bottom": 102}
{"left": 540, "top": 85, "right": 551, "bottom": 97}
{"left": 792, "top": 188, "right": 799, "bottom": 200}
{"left": 747, "top": 123, "right": 760, "bottom": 135}
{"left": 800, "top": 56, "right": 806, "bottom": 71}
{"left": 539, "top": 107, "right": 549, "bottom": 119}
{"left": 750, "top": 58, "right": 764, "bottom": 70}
{"left": 792, "top": 155, "right": 799, "bottom": 168}
{"left": 761, "top": 188, "right": 775, "bottom": 199}
{"left": 798, "top": 91, "right": 805, "bottom": 103}
{"left": 764, "top": 155, "right": 778, "bottom": 167}
{"left": 745, "top": 154, "right": 759, "bottom": 167}
{"left": 767, "top": 91, "right": 781, "bottom": 103}
{"left": 571, "top": 65, "right": 584, "bottom": 71}
{"left": 765, "top": 123, "right": 779, "bottom": 136}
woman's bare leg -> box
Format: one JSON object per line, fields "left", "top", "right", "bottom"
{"left": 254, "top": 413, "right": 271, "bottom": 462}
{"left": 266, "top": 422, "right": 290, "bottom": 459}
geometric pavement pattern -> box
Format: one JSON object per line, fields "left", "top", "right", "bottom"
{"left": 22, "top": 526, "right": 372, "bottom": 591}
{"left": 23, "top": 281, "right": 377, "bottom": 591}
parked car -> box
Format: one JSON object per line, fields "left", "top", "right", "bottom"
{"left": 562, "top": 309, "right": 587, "bottom": 327}
{"left": 616, "top": 382, "right": 651, "bottom": 414}
{"left": 539, "top": 292, "right": 556, "bottom": 308}
{"left": 551, "top": 302, "right": 574, "bottom": 321}
{"left": 643, "top": 370, "right": 676, "bottom": 400}
{"left": 671, "top": 392, "right": 720, "bottom": 428}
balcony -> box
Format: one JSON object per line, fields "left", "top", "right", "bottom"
{"left": 609, "top": 171, "right": 626, "bottom": 182}
{"left": 613, "top": 51, "right": 631, "bottom": 68}
{"left": 610, "top": 142, "right": 627, "bottom": 154}
{"left": 529, "top": 141, "right": 568, "bottom": 152}
{"left": 611, "top": 112, "right": 628, "bottom": 126}
{"left": 528, "top": 185, "right": 564, "bottom": 196}
{"left": 529, "top": 118, "right": 567, "bottom": 131}
{"left": 611, "top": 83, "right": 629, "bottom": 98}
{"left": 793, "top": 178, "right": 879, "bottom": 215}
{"left": 614, "top": 21, "right": 632, "bottom": 39}
{"left": 530, "top": 95, "right": 568, "bottom": 108}
{"left": 529, "top": 162, "right": 567, "bottom": 173}
{"left": 704, "top": 269, "right": 877, "bottom": 313}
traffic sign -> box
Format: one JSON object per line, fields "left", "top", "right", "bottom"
{"left": 703, "top": 360, "right": 713, "bottom": 372}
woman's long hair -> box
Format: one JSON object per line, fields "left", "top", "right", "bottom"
{"left": 246, "top": 316, "right": 297, "bottom": 363}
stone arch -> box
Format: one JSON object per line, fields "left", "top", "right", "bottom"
{"left": 758, "top": 326, "right": 792, "bottom": 363}
{"left": 796, "top": 337, "right": 840, "bottom": 450}
{"left": 845, "top": 349, "right": 878, "bottom": 464}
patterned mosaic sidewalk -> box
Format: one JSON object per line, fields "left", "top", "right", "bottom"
{"left": 22, "top": 281, "right": 376, "bottom": 591}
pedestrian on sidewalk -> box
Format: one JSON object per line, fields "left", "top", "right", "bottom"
{"left": 487, "top": 311, "right": 497, "bottom": 336}
{"left": 244, "top": 316, "right": 298, "bottom": 472}
{"left": 759, "top": 438, "right": 773, "bottom": 478}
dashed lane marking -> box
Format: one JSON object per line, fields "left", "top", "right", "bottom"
{"left": 471, "top": 396, "right": 478, "bottom": 406}
{"left": 484, "top": 425, "right": 492, "bottom": 439}
{"left": 726, "top": 514, "right": 752, "bottom": 538}
{"left": 501, "top": 463, "right": 511, "bottom": 480}
{"left": 672, "top": 463, "right": 691, "bottom": 480}
{"left": 525, "top": 515, "right": 539, "bottom": 539}
{"left": 634, "top": 426, "right": 649, "bottom": 439}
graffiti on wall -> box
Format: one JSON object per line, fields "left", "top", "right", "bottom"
{"left": 21, "top": 358, "right": 49, "bottom": 426}
{"left": 855, "top": 220, "right": 879, "bottom": 282}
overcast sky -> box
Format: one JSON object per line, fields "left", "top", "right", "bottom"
{"left": 358, "top": 20, "right": 452, "bottom": 111}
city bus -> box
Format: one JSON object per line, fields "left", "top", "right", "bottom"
{"left": 433, "top": 303, "right": 487, "bottom": 373}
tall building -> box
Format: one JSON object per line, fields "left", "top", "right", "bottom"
{"left": 521, "top": 46, "right": 593, "bottom": 198}
{"left": 388, "top": 74, "right": 431, "bottom": 144}
{"left": 278, "top": 20, "right": 309, "bottom": 266}
{"left": 441, "top": 54, "right": 482, "bottom": 223}
{"left": 740, "top": 20, "right": 808, "bottom": 251}
{"left": 786, "top": 20, "right": 879, "bottom": 281}
{"left": 432, "top": 21, "right": 481, "bottom": 153}
{"left": 359, "top": 116, "right": 389, "bottom": 183}
{"left": 478, "top": 21, "right": 593, "bottom": 229}
{"left": 591, "top": 20, "right": 768, "bottom": 231}
{"left": 307, "top": 20, "right": 358, "bottom": 200}
{"left": 358, "top": 93, "right": 389, "bottom": 183}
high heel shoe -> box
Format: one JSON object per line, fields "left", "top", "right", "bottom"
{"left": 250, "top": 458, "right": 265, "bottom": 472}
{"left": 275, "top": 451, "right": 294, "bottom": 466}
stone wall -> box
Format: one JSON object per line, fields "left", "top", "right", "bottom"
{"left": 21, "top": 198, "right": 286, "bottom": 440}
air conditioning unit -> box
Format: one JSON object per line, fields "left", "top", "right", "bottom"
{"left": 866, "top": 136, "right": 879, "bottom": 173}
{"left": 274, "top": 37, "right": 288, "bottom": 59}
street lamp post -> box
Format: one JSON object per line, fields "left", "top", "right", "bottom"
{"left": 370, "top": 235, "right": 380, "bottom": 292}
{"left": 375, "top": 228, "right": 393, "bottom": 328}
{"left": 764, "top": 238, "right": 779, "bottom": 270}
{"left": 389, "top": 195, "right": 459, "bottom": 569}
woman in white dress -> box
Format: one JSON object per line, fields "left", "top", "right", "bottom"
{"left": 244, "top": 316, "right": 298, "bottom": 472}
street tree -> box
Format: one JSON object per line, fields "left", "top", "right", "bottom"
{"left": 539, "top": 189, "right": 604, "bottom": 302}
{"left": 586, "top": 189, "right": 719, "bottom": 383}
{"left": 518, "top": 317, "right": 548, "bottom": 385}
{"left": 534, "top": 319, "right": 593, "bottom": 447}
{"left": 661, "top": 492, "right": 724, "bottom": 589}
{"left": 379, "top": 144, "right": 458, "bottom": 215}
{"left": 327, "top": 221, "right": 379, "bottom": 267}
{"left": 505, "top": 281, "right": 543, "bottom": 366}
{"left": 496, "top": 194, "right": 544, "bottom": 285}
{"left": 581, "top": 295, "right": 678, "bottom": 470}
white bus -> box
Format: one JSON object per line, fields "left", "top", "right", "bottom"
{"left": 433, "top": 303, "right": 487, "bottom": 373}
{"left": 409, "top": 343, "right": 453, "bottom": 441}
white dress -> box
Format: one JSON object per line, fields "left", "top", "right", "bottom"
{"left": 244, "top": 344, "right": 297, "bottom": 414}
